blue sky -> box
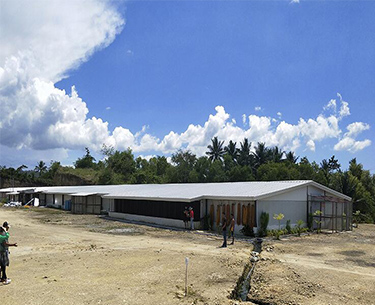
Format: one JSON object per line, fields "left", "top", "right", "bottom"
{"left": 0, "top": 0, "right": 374, "bottom": 173}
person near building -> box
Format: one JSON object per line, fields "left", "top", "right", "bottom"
{"left": 183, "top": 207, "right": 189, "bottom": 229}
{"left": 220, "top": 212, "right": 227, "bottom": 248}
{"left": 189, "top": 207, "right": 194, "bottom": 230}
{"left": 229, "top": 213, "right": 235, "bottom": 245}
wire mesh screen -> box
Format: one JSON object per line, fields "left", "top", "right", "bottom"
{"left": 309, "top": 195, "right": 352, "bottom": 232}
{"left": 114, "top": 199, "right": 200, "bottom": 220}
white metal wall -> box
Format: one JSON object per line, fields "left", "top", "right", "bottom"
{"left": 102, "top": 198, "right": 112, "bottom": 212}
{"left": 55, "top": 194, "right": 63, "bottom": 207}
{"left": 46, "top": 194, "right": 54, "bottom": 206}
{"left": 257, "top": 187, "right": 308, "bottom": 229}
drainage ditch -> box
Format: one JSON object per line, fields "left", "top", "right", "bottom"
{"left": 230, "top": 238, "right": 273, "bottom": 304}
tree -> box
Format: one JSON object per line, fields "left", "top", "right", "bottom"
{"left": 45, "top": 161, "right": 61, "bottom": 180}
{"left": 224, "top": 140, "right": 238, "bottom": 162}
{"left": 328, "top": 155, "right": 341, "bottom": 172}
{"left": 168, "top": 150, "right": 197, "bottom": 183}
{"left": 193, "top": 157, "right": 211, "bottom": 183}
{"left": 253, "top": 142, "right": 271, "bottom": 169}
{"left": 227, "top": 165, "right": 254, "bottom": 182}
{"left": 320, "top": 155, "right": 340, "bottom": 186}
{"left": 207, "top": 160, "right": 227, "bottom": 182}
{"left": 34, "top": 161, "right": 47, "bottom": 177}
{"left": 237, "top": 138, "right": 252, "bottom": 167}
{"left": 285, "top": 151, "right": 299, "bottom": 164}
{"left": 106, "top": 149, "right": 136, "bottom": 183}
{"left": 74, "top": 147, "right": 96, "bottom": 169}
{"left": 257, "top": 162, "right": 299, "bottom": 181}
{"left": 270, "top": 146, "right": 284, "bottom": 163}
{"left": 101, "top": 144, "right": 115, "bottom": 158}
{"left": 206, "top": 137, "right": 225, "bottom": 162}
{"left": 349, "top": 158, "right": 363, "bottom": 180}
{"left": 331, "top": 171, "right": 358, "bottom": 199}
{"left": 298, "top": 157, "right": 317, "bottom": 180}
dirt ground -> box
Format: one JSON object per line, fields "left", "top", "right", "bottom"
{"left": 1, "top": 207, "right": 374, "bottom": 305}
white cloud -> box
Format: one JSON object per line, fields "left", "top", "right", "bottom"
{"left": 337, "top": 93, "right": 350, "bottom": 119}
{"left": 106, "top": 107, "right": 111, "bottom": 110}
{"left": 324, "top": 99, "right": 337, "bottom": 112}
{"left": 242, "top": 114, "right": 247, "bottom": 126}
{"left": 346, "top": 122, "right": 370, "bottom": 138}
{"left": 298, "top": 115, "right": 341, "bottom": 141}
{"left": 0, "top": 0, "right": 124, "bottom": 151}
{"left": 334, "top": 121, "right": 371, "bottom": 153}
{"left": 290, "top": 0, "right": 300, "bottom": 4}
{"left": 254, "top": 106, "right": 262, "bottom": 111}
{"left": 334, "top": 138, "right": 371, "bottom": 153}
{"left": 322, "top": 93, "right": 350, "bottom": 121}
{"left": 0, "top": 1, "right": 124, "bottom": 82}
{"left": 306, "top": 140, "right": 316, "bottom": 152}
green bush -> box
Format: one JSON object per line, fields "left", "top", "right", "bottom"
{"left": 258, "top": 212, "right": 269, "bottom": 237}
{"left": 296, "top": 219, "right": 305, "bottom": 236}
{"left": 285, "top": 219, "right": 291, "bottom": 234}
{"left": 307, "top": 213, "right": 313, "bottom": 231}
{"left": 267, "top": 229, "right": 285, "bottom": 240}
{"left": 202, "top": 214, "right": 211, "bottom": 230}
{"left": 240, "top": 224, "right": 255, "bottom": 237}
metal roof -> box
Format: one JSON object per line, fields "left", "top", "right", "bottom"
{"left": 70, "top": 192, "right": 109, "bottom": 197}
{"left": 0, "top": 181, "right": 351, "bottom": 202}
{"left": 0, "top": 187, "right": 36, "bottom": 193}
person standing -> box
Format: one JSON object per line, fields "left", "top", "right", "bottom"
{"left": 183, "top": 207, "right": 189, "bottom": 229}
{"left": 220, "top": 212, "right": 227, "bottom": 248}
{"left": 0, "top": 224, "right": 17, "bottom": 285}
{"left": 189, "top": 207, "right": 194, "bottom": 230}
{"left": 229, "top": 213, "right": 235, "bottom": 245}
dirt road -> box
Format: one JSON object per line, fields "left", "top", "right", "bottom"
{"left": 1, "top": 207, "right": 375, "bottom": 305}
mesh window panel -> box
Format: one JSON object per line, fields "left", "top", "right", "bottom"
{"left": 114, "top": 199, "right": 200, "bottom": 220}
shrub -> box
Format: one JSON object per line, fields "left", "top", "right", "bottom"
{"left": 296, "top": 219, "right": 304, "bottom": 236}
{"left": 202, "top": 214, "right": 211, "bottom": 230}
{"left": 307, "top": 213, "right": 314, "bottom": 231}
{"left": 268, "top": 229, "right": 284, "bottom": 240}
{"left": 285, "top": 219, "right": 291, "bottom": 234}
{"left": 313, "top": 210, "right": 323, "bottom": 233}
{"left": 258, "top": 212, "right": 269, "bottom": 237}
{"left": 273, "top": 213, "right": 285, "bottom": 231}
{"left": 240, "top": 224, "right": 255, "bottom": 237}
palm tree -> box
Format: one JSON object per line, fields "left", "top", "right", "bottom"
{"left": 253, "top": 142, "right": 271, "bottom": 168}
{"left": 285, "top": 151, "right": 299, "bottom": 164}
{"left": 237, "top": 138, "right": 252, "bottom": 166}
{"left": 349, "top": 158, "right": 363, "bottom": 180}
{"left": 206, "top": 137, "right": 225, "bottom": 162}
{"left": 339, "top": 171, "right": 358, "bottom": 198}
{"left": 224, "top": 140, "right": 238, "bottom": 162}
{"left": 270, "top": 146, "right": 284, "bottom": 163}
{"left": 35, "top": 161, "right": 47, "bottom": 176}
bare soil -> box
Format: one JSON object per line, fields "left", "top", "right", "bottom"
{"left": 1, "top": 207, "right": 374, "bottom": 305}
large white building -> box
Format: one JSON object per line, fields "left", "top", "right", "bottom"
{"left": 0, "top": 180, "right": 352, "bottom": 233}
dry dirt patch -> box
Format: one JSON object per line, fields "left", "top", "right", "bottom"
{"left": 248, "top": 226, "right": 375, "bottom": 305}
{"left": 1, "top": 208, "right": 250, "bottom": 305}
{"left": 1, "top": 207, "right": 375, "bottom": 305}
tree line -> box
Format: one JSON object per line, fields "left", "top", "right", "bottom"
{"left": 1, "top": 137, "right": 374, "bottom": 222}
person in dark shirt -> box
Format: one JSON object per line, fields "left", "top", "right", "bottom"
{"left": 220, "top": 212, "right": 227, "bottom": 248}
{"left": 183, "top": 207, "right": 189, "bottom": 229}
{"left": 229, "top": 213, "right": 235, "bottom": 245}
